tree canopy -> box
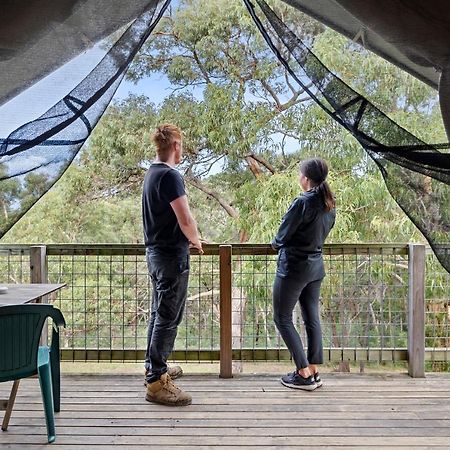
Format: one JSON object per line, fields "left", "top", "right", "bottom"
{"left": 3, "top": 0, "right": 445, "bottom": 246}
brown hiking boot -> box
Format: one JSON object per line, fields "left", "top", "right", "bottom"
{"left": 167, "top": 365, "right": 183, "bottom": 379}
{"left": 144, "top": 365, "right": 183, "bottom": 386}
{"left": 145, "top": 373, "right": 192, "bottom": 406}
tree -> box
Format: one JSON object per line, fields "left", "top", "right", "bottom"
{"left": 0, "top": 164, "right": 20, "bottom": 225}
{"left": 3, "top": 0, "right": 448, "bottom": 373}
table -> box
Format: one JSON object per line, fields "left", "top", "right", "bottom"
{"left": 0, "top": 283, "right": 66, "bottom": 306}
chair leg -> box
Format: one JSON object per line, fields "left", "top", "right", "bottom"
{"left": 1, "top": 380, "right": 20, "bottom": 431}
{"left": 51, "top": 360, "right": 60, "bottom": 413}
{"left": 38, "top": 361, "right": 56, "bottom": 443}
{"left": 50, "top": 337, "right": 61, "bottom": 412}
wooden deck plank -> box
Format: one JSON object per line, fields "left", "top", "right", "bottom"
{"left": 3, "top": 435, "right": 450, "bottom": 446}
{"left": 3, "top": 411, "right": 424, "bottom": 419}
{"left": 4, "top": 425, "right": 450, "bottom": 437}
{"left": 6, "top": 403, "right": 450, "bottom": 413}
{"left": 10, "top": 398, "right": 450, "bottom": 407}
{"left": 2, "top": 443, "right": 448, "bottom": 450}
{"left": 8, "top": 417, "right": 450, "bottom": 427}
{"left": 2, "top": 373, "right": 450, "bottom": 448}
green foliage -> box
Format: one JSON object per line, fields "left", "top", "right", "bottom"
{"left": 3, "top": 165, "right": 143, "bottom": 244}
{"left": 236, "top": 169, "right": 298, "bottom": 243}
{"left": 234, "top": 162, "right": 421, "bottom": 245}
{"left": 1, "top": 0, "right": 448, "bottom": 362}
{"left": 3, "top": 0, "right": 446, "bottom": 249}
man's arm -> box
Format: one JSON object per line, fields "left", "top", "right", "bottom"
{"left": 170, "top": 195, "right": 203, "bottom": 253}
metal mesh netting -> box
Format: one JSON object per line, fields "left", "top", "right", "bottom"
{"left": 244, "top": 0, "right": 450, "bottom": 274}
{"left": 0, "top": 0, "right": 169, "bottom": 238}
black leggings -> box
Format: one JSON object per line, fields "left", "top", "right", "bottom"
{"left": 273, "top": 275, "right": 324, "bottom": 369}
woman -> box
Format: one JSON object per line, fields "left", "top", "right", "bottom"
{"left": 272, "top": 158, "right": 336, "bottom": 390}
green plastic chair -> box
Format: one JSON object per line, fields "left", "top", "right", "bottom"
{"left": 0, "top": 304, "right": 66, "bottom": 444}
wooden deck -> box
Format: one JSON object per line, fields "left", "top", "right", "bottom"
{"left": 2, "top": 372, "right": 450, "bottom": 449}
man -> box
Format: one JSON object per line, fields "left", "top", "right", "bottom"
{"left": 142, "top": 124, "right": 203, "bottom": 406}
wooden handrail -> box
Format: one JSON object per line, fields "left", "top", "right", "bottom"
{"left": 0, "top": 242, "right": 410, "bottom": 256}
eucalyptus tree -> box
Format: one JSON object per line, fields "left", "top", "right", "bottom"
{"left": 4, "top": 0, "right": 447, "bottom": 371}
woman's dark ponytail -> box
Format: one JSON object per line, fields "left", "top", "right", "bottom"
{"left": 318, "top": 180, "right": 335, "bottom": 212}
{"left": 300, "top": 158, "right": 335, "bottom": 211}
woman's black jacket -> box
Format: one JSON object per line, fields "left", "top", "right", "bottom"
{"left": 272, "top": 188, "right": 336, "bottom": 280}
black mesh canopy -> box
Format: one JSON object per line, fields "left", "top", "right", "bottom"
{"left": 0, "top": 0, "right": 170, "bottom": 237}
{"left": 244, "top": 0, "right": 450, "bottom": 273}
{"left": 0, "top": 1, "right": 154, "bottom": 106}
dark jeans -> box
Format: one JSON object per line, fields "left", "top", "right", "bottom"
{"left": 145, "top": 250, "right": 189, "bottom": 383}
{"left": 273, "top": 275, "right": 323, "bottom": 370}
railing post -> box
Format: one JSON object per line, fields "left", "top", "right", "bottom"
{"left": 219, "top": 245, "right": 233, "bottom": 378}
{"left": 30, "top": 245, "right": 48, "bottom": 344}
{"left": 30, "top": 245, "right": 48, "bottom": 286}
{"left": 408, "top": 243, "right": 426, "bottom": 378}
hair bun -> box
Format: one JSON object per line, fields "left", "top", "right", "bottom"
{"left": 156, "top": 126, "right": 168, "bottom": 141}
{"left": 151, "top": 123, "right": 182, "bottom": 155}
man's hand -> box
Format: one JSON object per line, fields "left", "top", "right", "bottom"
{"left": 189, "top": 239, "right": 204, "bottom": 254}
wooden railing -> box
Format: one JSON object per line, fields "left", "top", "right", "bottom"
{"left": 0, "top": 243, "right": 444, "bottom": 378}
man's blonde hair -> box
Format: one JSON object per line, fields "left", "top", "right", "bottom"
{"left": 152, "top": 124, "right": 182, "bottom": 160}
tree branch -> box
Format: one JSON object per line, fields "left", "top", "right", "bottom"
{"left": 192, "top": 48, "right": 212, "bottom": 84}
{"left": 284, "top": 70, "right": 298, "bottom": 95}
{"left": 245, "top": 153, "right": 276, "bottom": 174}
{"left": 186, "top": 177, "right": 239, "bottom": 219}
{"left": 259, "top": 79, "right": 282, "bottom": 110}
{"left": 245, "top": 156, "right": 263, "bottom": 178}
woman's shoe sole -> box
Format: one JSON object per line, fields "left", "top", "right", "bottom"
{"left": 281, "top": 379, "right": 317, "bottom": 391}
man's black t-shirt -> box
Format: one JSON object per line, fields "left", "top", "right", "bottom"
{"left": 142, "top": 162, "right": 189, "bottom": 255}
